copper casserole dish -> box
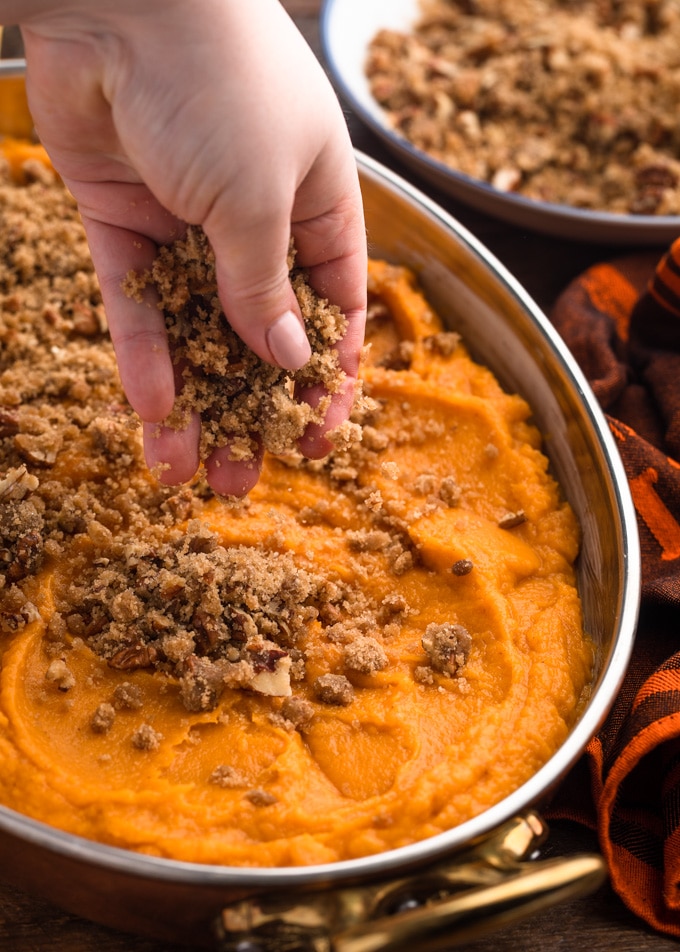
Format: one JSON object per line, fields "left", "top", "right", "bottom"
{"left": 0, "top": 63, "right": 639, "bottom": 951}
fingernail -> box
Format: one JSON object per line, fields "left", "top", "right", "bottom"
{"left": 266, "top": 310, "right": 312, "bottom": 370}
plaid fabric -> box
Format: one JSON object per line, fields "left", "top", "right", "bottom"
{"left": 547, "top": 239, "right": 680, "bottom": 936}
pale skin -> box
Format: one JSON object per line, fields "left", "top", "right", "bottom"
{"left": 2, "top": 0, "right": 367, "bottom": 495}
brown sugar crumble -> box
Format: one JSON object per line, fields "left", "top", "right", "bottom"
{"left": 112, "top": 681, "right": 144, "bottom": 711}
{"left": 131, "top": 723, "right": 163, "bottom": 752}
{"left": 90, "top": 702, "right": 116, "bottom": 734}
{"left": 59, "top": 527, "right": 371, "bottom": 711}
{"left": 343, "top": 635, "right": 389, "bottom": 674}
{"left": 313, "top": 673, "right": 355, "bottom": 706}
{"left": 45, "top": 658, "right": 75, "bottom": 692}
{"left": 278, "top": 696, "right": 315, "bottom": 731}
{"left": 0, "top": 466, "right": 43, "bottom": 583}
{"left": 122, "top": 227, "right": 350, "bottom": 463}
{"left": 366, "top": 0, "right": 680, "bottom": 215}
{"left": 244, "top": 789, "right": 278, "bottom": 807}
{"left": 209, "top": 764, "right": 248, "bottom": 789}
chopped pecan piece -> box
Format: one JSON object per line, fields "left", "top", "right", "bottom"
{"left": 247, "top": 648, "right": 292, "bottom": 698}
{"left": 498, "top": 510, "right": 526, "bottom": 529}
{"left": 179, "top": 656, "right": 227, "bottom": 712}
{"left": 0, "top": 465, "right": 38, "bottom": 503}
{"left": 14, "top": 432, "right": 59, "bottom": 467}
{"left": 192, "top": 608, "right": 222, "bottom": 653}
{"left": 635, "top": 165, "right": 678, "bottom": 190}
{"left": 108, "top": 642, "right": 159, "bottom": 671}
{"left": 0, "top": 409, "right": 19, "bottom": 439}
{"left": 451, "top": 559, "right": 474, "bottom": 576}
{"left": 249, "top": 645, "right": 288, "bottom": 672}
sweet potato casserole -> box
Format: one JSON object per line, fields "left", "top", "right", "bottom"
{"left": 0, "top": 143, "right": 592, "bottom": 866}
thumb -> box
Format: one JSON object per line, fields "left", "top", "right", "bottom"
{"left": 205, "top": 215, "right": 312, "bottom": 372}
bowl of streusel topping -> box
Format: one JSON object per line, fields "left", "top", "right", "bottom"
{"left": 322, "top": 0, "right": 680, "bottom": 244}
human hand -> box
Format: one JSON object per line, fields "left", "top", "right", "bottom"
{"left": 12, "top": 0, "right": 367, "bottom": 495}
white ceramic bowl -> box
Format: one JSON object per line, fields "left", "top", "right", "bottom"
{"left": 321, "top": 0, "right": 680, "bottom": 245}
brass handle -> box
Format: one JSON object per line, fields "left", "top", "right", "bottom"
{"left": 215, "top": 813, "right": 607, "bottom": 952}
{"left": 330, "top": 853, "right": 606, "bottom": 952}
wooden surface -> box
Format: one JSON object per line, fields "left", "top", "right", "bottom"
{"left": 0, "top": 3, "right": 676, "bottom": 950}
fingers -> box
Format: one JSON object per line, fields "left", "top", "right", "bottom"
{"left": 76, "top": 192, "right": 181, "bottom": 422}
{"left": 204, "top": 150, "right": 367, "bottom": 372}
{"left": 298, "top": 376, "right": 358, "bottom": 460}
{"left": 203, "top": 140, "right": 367, "bottom": 457}
{"left": 292, "top": 167, "right": 367, "bottom": 453}
{"left": 188, "top": 3, "right": 366, "bottom": 385}
{"left": 207, "top": 210, "right": 312, "bottom": 373}
{"left": 204, "top": 443, "right": 264, "bottom": 498}
{"left": 143, "top": 416, "right": 200, "bottom": 486}
{"left": 292, "top": 197, "right": 368, "bottom": 381}
{"left": 79, "top": 199, "right": 266, "bottom": 497}
{"left": 75, "top": 133, "right": 366, "bottom": 497}
{"left": 143, "top": 419, "right": 263, "bottom": 498}
{"left": 208, "top": 195, "right": 366, "bottom": 461}
{"left": 22, "top": 0, "right": 368, "bottom": 496}
{"left": 265, "top": 309, "right": 312, "bottom": 372}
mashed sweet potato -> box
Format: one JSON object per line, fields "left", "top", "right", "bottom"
{"left": 0, "top": 143, "right": 592, "bottom": 867}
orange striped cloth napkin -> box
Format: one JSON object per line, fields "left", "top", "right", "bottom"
{"left": 546, "top": 238, "right": 680, "bottom": 936}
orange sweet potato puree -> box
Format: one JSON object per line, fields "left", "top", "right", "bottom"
{"left": 0, "top": 244, "right": 592, "bottom": 864}
{"left": 0, "top": 136, "right": 50, "bottom": 182}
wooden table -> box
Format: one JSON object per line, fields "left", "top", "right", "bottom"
{"left": 0, "top": 3, "right": 677, "bottom": 950}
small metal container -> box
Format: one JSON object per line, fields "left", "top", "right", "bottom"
{"left": 0, "top": 66, "right": 640, "bottom": 951}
